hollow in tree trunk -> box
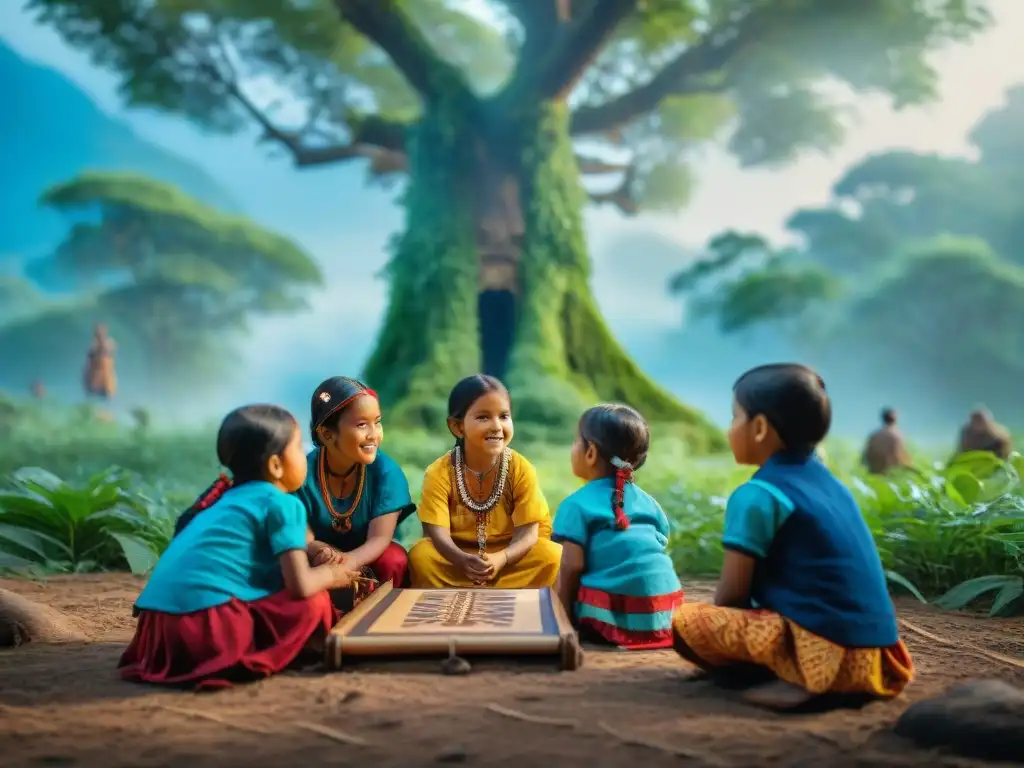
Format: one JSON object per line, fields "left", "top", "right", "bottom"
{"left": 363, "top": 102, "right": 722, "bottom": 451}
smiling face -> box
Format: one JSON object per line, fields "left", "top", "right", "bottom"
{"left": 317, "top": 394, "right": 383, "bottom": 467}
{"left": 449, "top": 389, "right": 513, "bottom": 464}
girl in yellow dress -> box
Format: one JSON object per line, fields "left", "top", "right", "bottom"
{"left": 408, "top": 375, "right": 561, "bottom": 588}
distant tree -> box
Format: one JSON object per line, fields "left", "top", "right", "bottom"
{"left": 842, "top": 237, "right": 1024, "bottom": 409}
{"left": 28, "top": 0, "right": 991, "bottom": 443}
{"left": 0, "top": 274, "right": 46, "bottom": 325}
{"left": 0, "top": 173, "right": 322, "bottom": 390}
{"left": 667, "top": 84, "right": 1024, "bottom": 415}
{"left": 668, "top": 231, "right": 841, "bottom": 333}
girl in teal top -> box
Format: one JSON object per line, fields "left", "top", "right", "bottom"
{"left": 122, "top": 404, "right": 359, "bottom": 690}
{"left": 296, "top": 376, "right": 416, "bottom": 590}
{"left": 553, "top": 404, "right": 684, "bottom": 649}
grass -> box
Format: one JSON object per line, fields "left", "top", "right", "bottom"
{"left": 1, "top": 395, "right": 1022, "bottom": 616}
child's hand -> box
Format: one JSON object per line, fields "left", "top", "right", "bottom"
{"left": 309, "top": 542, "right": 339, "bottom": 567}
{"left": 479, "top": 550, "right": 508, "bottom": 582}
{"left": 460, "top": 553, "right": 493, "bottom": 583}
{"left": 329, "top": 563, "right": 363, "bottom": 590}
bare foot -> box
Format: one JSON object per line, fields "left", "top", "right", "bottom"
{"left": 742, "top": 680, "right": 815, "bottom": 710}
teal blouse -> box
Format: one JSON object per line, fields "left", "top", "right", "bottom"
{"left": 294, "top": 449, "right": 416, "bottom": 551}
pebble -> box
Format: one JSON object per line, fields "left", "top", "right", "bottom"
{"left": 893, "top": 679, "right": 1024, "bottom": 761}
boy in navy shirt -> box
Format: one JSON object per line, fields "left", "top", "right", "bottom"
{"left": 671, "top": 364, "right": 914, "bottom": 710}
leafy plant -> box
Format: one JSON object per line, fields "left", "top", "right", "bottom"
{"left": 0, "top": 466, "right": 173, "bottom": 575}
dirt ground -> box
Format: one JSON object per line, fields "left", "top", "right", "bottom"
{"left": 1, "top": 576, "right": 1022, "bottom": 768}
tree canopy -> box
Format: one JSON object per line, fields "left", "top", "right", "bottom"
{"left": 0, "top": 172, "right": 322, "bottom": 397}
{"left": 669, "top": 82, "right": 1024, "bottom": 417}
{"left": 29, "top": 0, "right": 992, "bottom": 213}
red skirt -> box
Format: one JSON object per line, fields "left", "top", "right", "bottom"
{"left": 119, "top": 590, "right": 339, "bottom": 691}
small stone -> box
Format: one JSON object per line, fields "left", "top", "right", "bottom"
{"left": 435, "top": 746, "right": 469, "bottom": 763}
{"left": 440, "top": 655, "right": 472, "bottom": 676}
{"left": 340, "top": 690, "right": 363, "bottom": 704}
{"left": 893, "top": 679, "right": 1024, "bottom": 761}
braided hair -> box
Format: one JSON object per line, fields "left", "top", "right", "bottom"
{"left": 578, "top": 404, "right": 650, "bottom": 531}
{"left": 173, "top": 404, "right": 298, "bottom": 536}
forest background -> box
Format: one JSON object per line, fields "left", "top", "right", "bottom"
{"left": 1, "top": 1, "right": 1022, "bottom": 616}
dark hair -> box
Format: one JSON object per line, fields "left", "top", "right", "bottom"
{"left": 174, "top": 404, "right": 297, "bottom": 536}
{"left": 309, "top": 376, "right": 376, "bottom": 445}
{"left": 446, "top": 374, "right": 511, "bottom": 447}
{"left": 578, "top": 404, "right": 650, "bottom": 530}
{"left": 881, "top": 407, "right": 897, "bottom": 426}
{"left": 733, "top": 364, "right": 831, "bottom": 457}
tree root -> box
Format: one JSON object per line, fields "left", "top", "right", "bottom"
{"left": 0, "top": 588, "right": 89, "bottom": 646}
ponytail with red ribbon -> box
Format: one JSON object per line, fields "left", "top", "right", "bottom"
{"left": 609, "top": 456, "right": 634, "bottom": 530}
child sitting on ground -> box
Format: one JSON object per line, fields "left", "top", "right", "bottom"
{"left": 408, "top": 374, "right": 561, "bottom": 588}
{"left": 120, "top": 404, "right": 359, "bottom": 690}
{"left": 671, "top": 364, "right": 914, "bottom": 710}
{"left": 553, "top": 404, "right": 683, "bottom": 649}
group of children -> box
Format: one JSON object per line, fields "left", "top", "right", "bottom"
{"left": 120, "top": 365, "right": 914, "bottom": 710}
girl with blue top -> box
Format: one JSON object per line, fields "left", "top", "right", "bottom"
{"left": 296, "top": 377, "right": 416, "bottom": 591}
{"left": 671, "top": 364, "right": 914, "bottom": 710}
{"left": 121, "top": 405, "right": 360, "bottom": 690}
{"left": 553, "top": 404, "right": 684, "bottom": 649}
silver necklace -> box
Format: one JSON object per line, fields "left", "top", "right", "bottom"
{"left": 454, "top": 446, "right": 510, "bottom": 557}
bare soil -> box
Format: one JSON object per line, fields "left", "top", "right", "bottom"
{"left": 1, "top": 575, "right": 1022, "bottom": 767}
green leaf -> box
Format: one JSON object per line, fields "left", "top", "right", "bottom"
{"left": 12, "top": 466, "right": 65, "bottom": 491}
{"left": 945, "top": 450, "right": 1006, "bottom": 480}
{"left": 933, "top": 574, "right": 1021, "bottom": 611}
{"left": 989, "top": 577, "right": 1024, "bottom": 617}
{"left": 109, "top": 532, "right": 159, "bottom": 575}
{"left": 945, "top": 472, "right": 982, "bottom": 505}
{"left": 885, "top": 570, "right": 927, "bottom": 603}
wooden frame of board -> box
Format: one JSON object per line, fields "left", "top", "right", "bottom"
{"left": 324, "top": 582, "right": 583, "bottom": 671}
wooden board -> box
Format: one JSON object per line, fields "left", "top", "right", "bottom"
{"left": 324, "top": 582, "right": 583, "bottom": 671}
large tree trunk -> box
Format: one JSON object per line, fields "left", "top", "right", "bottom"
{"left": 363, "top": 102, "right": 723, "bottom": 451}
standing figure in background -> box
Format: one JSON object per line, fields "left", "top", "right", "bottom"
{"left": 83, "top": 323, "right": 117, "bottom": 400}
{"left": 30, "top": 380, "right": 46, "bottom": 399}
{"left": 861, "top": 408, "right": 913, "bottom": 475}
{"left": 956, "top": 407, "right": 1012, "bottom": 459}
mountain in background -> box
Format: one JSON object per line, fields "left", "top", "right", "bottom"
{"left": 0, "top": 40, "right": 236, "bottom": 285}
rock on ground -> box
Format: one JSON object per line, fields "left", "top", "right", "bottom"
{"left": 893, "top": 679, "right": 1024, "bottom": 761}
{"left": 0, "top": 588, "right": 90, "bottom": 646}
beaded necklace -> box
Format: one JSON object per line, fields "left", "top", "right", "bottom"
{"left": 453, "top": 445, "right": 510, "bottom": 557}
{"left": 317, "top": 449, "right": 365, "bottom": 533}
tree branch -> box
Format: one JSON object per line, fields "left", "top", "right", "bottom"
{"left": 503, "top": 0, "right": 634, "bottom": 104}
{"left": 576, "top": 154, "right": 629, "bottom": 174}
{"left": 334, "top": 0, "right": 474, "bottom": 105}
{"left": 201, "top": 34, "right": 408, "bottom": 170}
{"left": 570, "top": 9, "right": 764, "bottom": 136}
{"left": 588, "top": 163, "right": 638, "bottom": 215}
{"left": 536, "top": 0, "right": 636, "bottom": 101}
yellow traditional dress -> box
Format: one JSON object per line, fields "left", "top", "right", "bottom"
{"left": 408, "top": 449, "right": 561, "bottom": 588}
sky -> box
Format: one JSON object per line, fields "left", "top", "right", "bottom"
{"left": 2, "top": 1, "right": 1023, "bottom": 428}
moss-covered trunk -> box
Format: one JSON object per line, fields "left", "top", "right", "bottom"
{"left": 363, "top": 101, "right": 723, "bottom": 451}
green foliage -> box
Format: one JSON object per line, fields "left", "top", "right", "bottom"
{"left": 669, "top": 230, "right": 842, "bottom": 331}
{"left": 27, "top": 0, "right": 993, "bottom": 454}
{"left": 0, "top": 466, "right": 174, "bottom": 575}
{"left": 0, "top": 173, "right": 323, "bottom": 394}
{"left": 843, "top": 237, "right": 1024, "bottom": 390}
{"left": 671, "top": 84, "right": 1024, "bottom": 417}
{"left": 0, "top": 274, "right": 47, "bottom": 325}
{"left": 2, "top": 397, "right": 1021, "bottom": 618}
